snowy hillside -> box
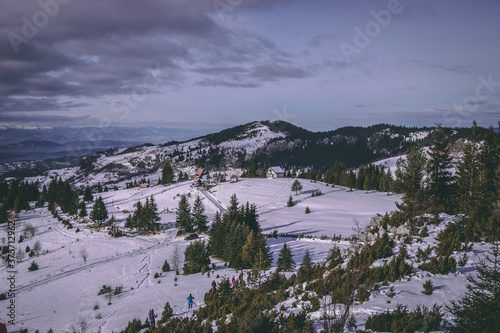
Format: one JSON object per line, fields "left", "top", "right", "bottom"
{"left": 0, "top": 178, "right": 489, "bottom": 332}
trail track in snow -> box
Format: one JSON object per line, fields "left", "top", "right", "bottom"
{"left": 15, "top": 235, "right": 169, "bottom": 295}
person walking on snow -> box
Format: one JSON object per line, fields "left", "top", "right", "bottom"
{"left": 187, "top": 294, "right": 194, "bottom": 309}
{"left": 148, "top": 309, "right": 157, "bottom": 327}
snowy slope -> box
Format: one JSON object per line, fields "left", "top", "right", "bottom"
{"left": 0, "top": 179, "right": 485, "bottom": 332}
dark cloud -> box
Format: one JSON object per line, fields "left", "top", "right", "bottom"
{"left": 0, "top": 0, "right": 307, "bottom": 112}
{"left": 308, "top": 34, "right": 336, "bottom": 48}
{"left": 196, "top": 78, "right": 258, "bottom": 88}
{"left": 412, "top": 60, "right": 472, "bottom": 74}
{"left": 0, "top": 96, "right": 89, "bottom": 112}
{"left": 250, "top": 65, "right": 309, "bottom": 81}
{"left": 0, "top": 112, "right": 93, "bottom": 124}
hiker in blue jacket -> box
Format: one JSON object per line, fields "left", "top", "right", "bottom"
{"left": 187, "top": 294, "right": 194, "bottom": 309}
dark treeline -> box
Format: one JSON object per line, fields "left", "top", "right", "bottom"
{"left": 0, "top": 177, "right": 84, "bottom": 223}
{"left": 0, "top": 180, "right": 40, "bottom": 215}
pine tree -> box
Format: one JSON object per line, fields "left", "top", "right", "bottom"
{"left": 250, "top": 249, "right": 271, "bottom": 287}
{"left": 162, "top": 260, "right": 171, "bottom": 272}
{"left": 90, "top": 196, "right": 108, "bottom": 226}
{"left": 383, "top": 168, "right": 394, "bottom": 194}
{"left": 159, "top": 302, "right": 174, "bottom": 324}
{"left": 305, "top": 206, "right": 311, "bottom": 214}
{"left": 176, "top": 194, "right": 192, "bottom": 234}
{"left": 297, "top": 249, "right": 313, "bottom": 283}
{"left": 183, "top": 240, "right": 210, "bottom": 275}
{"left": 248, "top": 158, "right": 258, "bottom": 178}
{"left": 242, "top": 202, "right": 259, "bottom": 232}
{"left": 291, "top": 179, "right": 303, "bottom": 195}
{"left": 224, "top": 221, "right": 249, "bottom": 268}
{"left": 97, "top": 182, "right": 103, "bottom": 193}
{"left": 254, "top": 232, "right": 273, "bottom": 269}
{"left": 363, "top": 176, "right": 371, "bottom": 193}
{"left": 0, "top": 204, "right": 8, "bottom": 224}
{"left": 227, "top": 193, "right": 240, "bottom": 224}
{"left": 476, "top": 128, "right": 500, "bottom": 233}
{"left": 277, "top": 243, "right": 295, "bottom": 272}
{"left": 162, "top": 162, "right": 174, "bottom": 185}
{"left": 208, "top": 212, "right": 226, "bottom": 259}
{"left": 192, "top": 196, "right": 208, "bottom": 233}
{"left": 79, "top": 201, "right": 87, "bottom": 218}
{"left": 146, "top": 195, "right": 161, "bottom": 230}
{"left": 347, "top": 170, "right": 356, "bottom": 191}
{"left": 131, "top": 201, "right": 143, "bottom": 229}
{"left": 427, "top": 124, "right": 455, "bottom": 213}
{"left": 287, "top": 195, "right": 294, "bottom": 207}
{"left": 241, "top": 232, "right": 257, "bottom": 268}
{"left": 83, "top": 186, "right": 93, "bottom": 202}
{"left": 395, "top": 146, "right": 427, "bottom": 228}
{"left": 447, "top": 236, "right": 500, "bottom": 332}
{"left": 456, "top": 140, "right": 478, "bottom": 217}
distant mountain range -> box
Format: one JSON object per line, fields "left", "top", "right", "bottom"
{"left": 0, "top": 121, "right": 491, "bottom": 183}
{"left": 0, "top": 126, "right": 209, "bottom": 164}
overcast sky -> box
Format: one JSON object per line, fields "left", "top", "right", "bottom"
{"left": 1, "top": 0, "right": 499, "bottom": 132}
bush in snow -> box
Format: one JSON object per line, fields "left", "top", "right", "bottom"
{"left": 159, "top": 302, "right": 174, "bottom": 324}
{"left": 420, "top": 256, "right": 456, "bottom": 275}
{"left": 97, "top": 285, "right": 112, "bottom": 296}
{"left": 422, "top": 279, "right": 433, "bottom": 295}
{"left": 365, "top": 304, "right": 443, "bottom": 332}
{"left": 28, "top": 261, "right": 39, "bottom": 271}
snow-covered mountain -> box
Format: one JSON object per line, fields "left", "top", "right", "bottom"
{"left": 0, "top": 121, "right": 475, "bottom": 186}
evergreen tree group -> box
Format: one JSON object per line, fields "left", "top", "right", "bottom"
{"left": 390, "top": 122, "right": 500, "bottom": 239}
{"left": 174, "top": 194, "right": 209, "bottom": 234}
{"left": 208, "top": 194, "right": 272, "bottom": 270}
{"left": 125, "top": 195, "right": 160, "bottom": 231}
{"left": 45, "top": 178, "right": 79, "bottom": 215}
{"left": 183, "top": 240, "right": 210, "bottom": 275}
{"left": 0, "top": 180, "right": 41, "bottom": 214}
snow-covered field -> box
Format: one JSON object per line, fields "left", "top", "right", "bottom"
{"left": 0, "top": 179, "right": 485, "bottom": 332}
